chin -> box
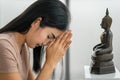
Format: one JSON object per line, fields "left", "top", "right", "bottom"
{"left": 30, "top": 46, "right": 35, "bottom": 48}
{"left": 32, "top": 45, "right": 37, "bottom": 48}
{"left": 27, "top": 44, "right": 35, "bottom": 48}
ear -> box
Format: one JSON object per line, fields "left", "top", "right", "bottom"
{"left": 31, "top": 17, "right": 42, "bottom": 28}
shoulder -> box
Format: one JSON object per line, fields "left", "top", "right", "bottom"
{"left": 0, "top": 32, "right": 13, "bottom": 40}
{"left": 0, "top": 33, "right": 18, "bottom": 73}
{"left": 0, "top": 33, "right": 14, "bottom": 46}
{"left": 0, "top": 33, "right": 16, "bottom": 54}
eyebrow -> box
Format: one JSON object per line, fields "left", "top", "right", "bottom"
{"left": 51, "top": 33, "right": 56, "bottom": 39}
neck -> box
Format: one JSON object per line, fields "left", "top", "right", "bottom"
{"left": 13, "top": 32, "right": 26, "bottom": 53}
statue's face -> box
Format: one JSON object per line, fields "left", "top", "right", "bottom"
{"left": 100, "top": 20, "right": 107, "bottom": 29}
{"left": 100, "top": 19, "right": 111, "bottom": 29}
{"left": 100, "top": 16, "right": 112, "bottom": 29}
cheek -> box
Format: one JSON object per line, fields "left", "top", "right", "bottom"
{"left": 37, "top": 33, "right": 47, "bottom": 43}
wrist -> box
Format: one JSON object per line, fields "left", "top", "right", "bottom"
{"left": 36, "top": 61, "right": 56, "bottom": 80}
{"left": 45, "top": 60, "right": 56, "bottom": 70}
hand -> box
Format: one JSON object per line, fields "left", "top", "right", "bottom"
{"left": 95, "top": 49, "right": 102, "bottom": 55}
{"left": 45, "top": 30, "right": 72, "bottom": 67}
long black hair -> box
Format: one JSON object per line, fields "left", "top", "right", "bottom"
{"left": 0, "top": 0, "right": 70, "bottom": 73}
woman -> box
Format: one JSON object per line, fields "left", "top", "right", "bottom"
{"left": 0, "top": 0, "right": 72, "bottom": 80}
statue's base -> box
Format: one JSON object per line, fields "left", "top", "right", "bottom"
{"left": 90, "top": 53, "right": 115, "bottom": 74}
{"left": 90, "top": 65, "right": 115, "bottom": 74}
{"left": 84, "top": 65, "right": 120, "bottom": 80}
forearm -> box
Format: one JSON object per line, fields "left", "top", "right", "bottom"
{"left": 35, "top": 62, "right": 55, "bottom": 80}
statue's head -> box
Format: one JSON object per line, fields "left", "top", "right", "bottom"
{"left": 100, "top": 8, "right": 112, "bottom": 29}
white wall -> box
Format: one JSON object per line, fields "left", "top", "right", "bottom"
{"left": 1, "top": 0, "right": 120, "bottom": 80}
{"left": 69, "top": 0, "right": 120, "bottom": 80}
{"left": 0, "top": 0, "right": 36, "bottom": 28}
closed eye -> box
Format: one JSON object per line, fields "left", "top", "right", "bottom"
{"left": 47, "top": 33, "right": 56, "bottom": 40}
{"left": 47, "top": 35, "right": 51, "bottom": 39}
{"left": 51, "top": 33, "right": 56, "bottom": 39}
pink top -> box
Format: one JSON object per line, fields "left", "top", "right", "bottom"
{"left": 0, "top": 32, "right": 30, "bottom": 80}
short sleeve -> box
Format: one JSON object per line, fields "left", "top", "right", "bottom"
{"left": 0, "top": 40, "right": 18, "bottom": 73}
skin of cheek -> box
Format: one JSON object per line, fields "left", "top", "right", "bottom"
{"left": 37, "top": 31, "right": 49, "bottom": 46}
{"left": 25, "top": 35, "right": 36, "bottom": 48}
{"left": 24, "top": 31, "right": 39, "bottom": 48}
{"left": 25, "top": 30, "right": 48, "bottom": 48}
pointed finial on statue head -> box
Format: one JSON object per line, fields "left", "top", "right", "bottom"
{"left": 101, "top": 8, "right": 112, "bottom": 28}
{"left": 106, "top": 8, "right": 109, "bottom": 16}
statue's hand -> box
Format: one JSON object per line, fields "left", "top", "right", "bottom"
{"left": 95, "top": 49, "right": 102, "bottom": 55}
{"left": 93, "top": 45, "right": 98, "bottom": 51}
{"left": 93, "top": 43, "right": 102, "bottom": 51}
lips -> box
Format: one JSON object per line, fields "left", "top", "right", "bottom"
{"left": 35, "top": 44, "right": 40, "bottom": 47}
{"left": 36, "top": 43, "right": 43, "bottom": 47}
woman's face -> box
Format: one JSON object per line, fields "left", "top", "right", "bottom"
{"left": 25, "top": 23, "right": 63, "bottom": 48}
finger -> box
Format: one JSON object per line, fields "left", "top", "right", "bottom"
{"left": 47, "top": 39, "right": 55, "bottom": 48}
{"left": 56, "top": 31, "right": 67, "bottom": 42}
{"left": 59, "top": 30, "right": 71, "bottom": 44}
{"left": 64, "top": 40, "right": 72, "bottom": 50}
{"left": 62, "top": 33, "right": 72, "bottom": 47}
{"left": 63, "top": 32, "right": 72, "bottom": 44}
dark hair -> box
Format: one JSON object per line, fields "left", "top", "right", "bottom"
{"left": 0, "top": 0, "right": 70, "bottom": 73}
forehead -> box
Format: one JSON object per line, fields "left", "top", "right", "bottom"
{"left": 43, "top": 26, "right": 64, "bottom": 37}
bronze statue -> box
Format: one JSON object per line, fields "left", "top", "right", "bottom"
{"left": 90, "top": 8, "right": 115, "bottom": 74}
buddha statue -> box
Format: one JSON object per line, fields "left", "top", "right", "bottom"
{"left": 90, "top": 8, "right": 115, "bottom": 74}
